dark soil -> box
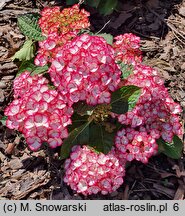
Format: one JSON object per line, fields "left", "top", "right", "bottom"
{"left": 0, "top": 0, "right": 185, "bottom": 200}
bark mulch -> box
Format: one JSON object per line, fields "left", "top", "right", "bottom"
{"left": 0, "top": 0, "right": 185, "bottom": 200}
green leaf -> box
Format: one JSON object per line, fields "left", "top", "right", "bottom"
{"left": 68, "top": 113, "right": 88, "bottom": 131}
{"left": 16, "top": 58, "right": 48, "bottom": 77}
{"left": 98, "top": 0, "right": 118, "bottom": 15}
{"left": 30, "top": 65, "right": 49, "bottom": 76}
{"left": 12, "top": 40, "right": 34, "bottom": 61}
{"left": 89, "top": 124, "right": 115, "bottom": 154}
{"left": 73, "top": 101, "right": 96, "bottom": 116}
{"left": 18, "top": 59, "right": 35, "bottom": 74}
{"left": 18, "top": 13, "right": 45, "bottom": 41}
{"left": 66, "top": 0, "right": 79, "bottom": 5}
{"left": 85, "top": 0, "right": 101, "bottom": 8}
{"left": 60, "top": 122, "right": 90, "bottom": 159}
{"left": 96, "top": 33, "right": 113, "bottom": 45}
{"left": 119, "top": 62, "right": 133, "bottom": 79}
{"left": 0, "top": 116, "right": 7, "bottom": 126}
{"left": 111, "top": 85, "right": 141, "bottom": 114}
{"left": 157, "top": 135, "right": 183, "bottom": 159}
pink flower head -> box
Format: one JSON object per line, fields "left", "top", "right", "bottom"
{"left": 39, "top": 4, "right": 90, "bottom": 36}
{"left": 114, "top": 63, "right": 183, "bottom": 143}
{"left": 34, "top": 31, "right": 77, "bottom": 66}
{"left": 64, "top": 145, "right": 125, "bottom": 195}
{"left": 113, "top": 33, "right": 142, "bottom": 65}
{"left": 13, "top": 71, "right": 48, "bottom": 99}
{"left": 49, "top": 34, "right": 121, "bottom": 105}
{"left": 35, "top": 5, "right": 90, "bottom": 67}
{"left": 115, "top": 128, "right": 158, "bottom": 164}
{"left": 5, "top": 72, "right": 73, "bottom": 151}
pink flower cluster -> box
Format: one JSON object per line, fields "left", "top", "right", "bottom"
{"left": 64, "top": 145, "right": 125, "bottom": 195}
{"left": 49, "top": 34, "right": 121, "bottom": 105}
{"left": 35, "top": 4, "right": 90, "bottom": 67}
{"left": 113, "top": 64, "right": 182, "bottom": 162}
{"left": 115, "top": 128, "right": 158, "bottom": 164}
{"left": 5, "top": 72, "right": 73, "bottom": 151}
{"left": 113, "top": 33, "right": 142, "bottom": 65}
{"left": 39, "top": 5, "right": 90, "bottom": 36}
{"left": 35, "top": 31, "right": 77, "bottom": 66}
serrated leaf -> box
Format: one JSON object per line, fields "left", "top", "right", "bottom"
{"left": 98, "top": 0, "right": 118, "bottom": 15}
{"left": 0, "top": 116, "right": 7, "bottom": 126}
{"left": 12, "top": 40, "right": 34, "bottom": 61}
{"left": 73, "top": 101, "right": 96, "bottom": 116}
{"left": 111, "top": 85, "right": 141, "bottom": 114}
{"left": 119, "top": 62, "right": 133, "bottom": 79}
{"left": 157, "top": 135, "right": 183, "bottom": 159}
{"left": 89, "top": 124, "right": 115, "bottom": 154}
{"left": 66, "top": 0, "right": 78, "bottom": 5}
{"left": 60, "top": 122, "right": 90, "bottom": 159}
{"left": 18, "top": 13, "right": 45, "bottom": 41}
{"left": 96, "top": 33, "right": 113, "bottom": 45}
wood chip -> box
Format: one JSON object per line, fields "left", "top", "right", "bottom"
{"left": 0, "top": 81, "right": 6, "bottom": 89}
{"left": 174, "top": 185, "right": 185, "bottom": 200}
{"left": 11, "top": 169, "right": 25, "bottom": 180}
{"left": 0, "top": 62, "right": 17, "bottom": 75}
{"left": 2, "top": 75, "right": 15, "bottom": 80}
{"left": 14, "top": 172, "right": 50, "bottom": 199}
{"left": 160, "top": 172, "right": 176, "bottom": 178}
{"left": 122, "top": 184, "right": 129, "bottom": 200}
{"left": 0, "top": 89, "right": 4, "bottom": 103}
{"left": 8, "top": 158, "right": 23, "bottom": 170}
{"left": 179, "top": 7, "right": 185, "bottom": 17}
{"left": 173, "top": 165, "right": 185, "bottom": 178}
{"left": 5, "top": 143, "right": 16, "bottom": 155}
{"left": 0, "top": 0, "right": 11, "bottom": 10}
{"left": 0, "top": 151, "right": 6, "bottom": 161}
{"left": 153, "top": 183, "right": 175, "bottom": 198}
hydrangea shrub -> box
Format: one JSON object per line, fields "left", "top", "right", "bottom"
{"left": 4, "top": 4, "right": 183, "bottom": 196}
